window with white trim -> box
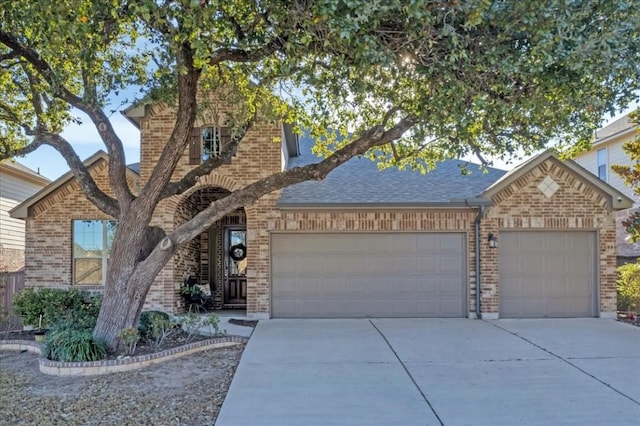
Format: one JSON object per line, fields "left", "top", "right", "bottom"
{"left": 72, "top": 220, "right": 116, "bottom": 285}
{"left": 597, "top": 148, "right": 607, "bottom": 181}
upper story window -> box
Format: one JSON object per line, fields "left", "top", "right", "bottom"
{"left": 189, "top": 126, "right": 231, "bottom": 165}
{"left": 597, "top": 148, "right": 607, "bottom": 181}
{"left": 73, "top": 220, "right": 116, "bottom": 285}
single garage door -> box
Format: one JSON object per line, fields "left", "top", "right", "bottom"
{"left": 499, "top": 231, "right": 597, "bottom": 318}
{"left": 271, "top": 233, "right": 466, "bottom": 318}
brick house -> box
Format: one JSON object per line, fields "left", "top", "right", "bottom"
{"left": 10, "top": 98, "right": 633, "bottom": 320}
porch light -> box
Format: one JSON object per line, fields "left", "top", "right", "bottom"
{"left": 488, "top": 233, "right": 498, "bottom": 248}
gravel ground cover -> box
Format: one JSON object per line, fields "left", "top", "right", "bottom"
{"left": 0, "top": 344, "right": 244, "bottom": 425}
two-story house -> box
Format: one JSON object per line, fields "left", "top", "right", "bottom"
{"left": 0, "top": 161, "right": 49, "bottom": 272}
{"left": 9, "top": 95, "right": 634, "bottom": 320}
{"left": 574, "top": 112, "right": 639, "bottom": 264}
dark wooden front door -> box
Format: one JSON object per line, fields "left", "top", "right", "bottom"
{"left": 223, "top": 227, "right": 247, "bottom": 306}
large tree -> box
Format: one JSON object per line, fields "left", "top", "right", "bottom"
{"left": 1, "top": 0, "right": 639, "bottom": 346}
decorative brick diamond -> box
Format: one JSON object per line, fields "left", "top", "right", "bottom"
{"left": 537, "top": 175, "right": 559, "bottom": 199}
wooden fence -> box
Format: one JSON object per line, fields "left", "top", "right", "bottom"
{"left": 0, "top": 270, "right": 25, "bottom": 332}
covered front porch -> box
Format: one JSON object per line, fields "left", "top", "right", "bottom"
{"left": 173, "top": 186, "right": 249, "bottom": 313}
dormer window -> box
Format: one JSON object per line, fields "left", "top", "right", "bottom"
{"left": 189, "top": 125, "right": 231, "bottom": 165}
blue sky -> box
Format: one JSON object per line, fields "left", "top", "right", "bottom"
{"left": 13, "top": 99, "right": 639, "bottom": 182}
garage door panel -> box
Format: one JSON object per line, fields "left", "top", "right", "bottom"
{"left": 499, "top": 231, "right": 596, "bottom": 318}
{"left": 272, "top": 233, "right": 466, "bottom": 318}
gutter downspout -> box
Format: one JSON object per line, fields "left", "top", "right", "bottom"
{"left": 474, "top": 206, "right": 484, "bottom": 319}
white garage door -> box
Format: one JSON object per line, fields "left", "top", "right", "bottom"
{"left": 499, "top": 231, "right": 597, "bottom": 318}
{"left": 271, "top": 233, "right": 466, "bottom": 318}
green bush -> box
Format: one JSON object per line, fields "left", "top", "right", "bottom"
{"left": 138, "top": 310, "right": 170, "bottom": 336}
{"left": 13, "top": 288, "right": 101, "bottom": 330}
{"left": 117, "top": 327, "right": 139, "bottom": 356}
{"left": 43, "top": 324, "right": 107, "bottom": 362}
{"left": 617, "top": 262, "right": 640, "bottom": 314}
{"left": 147, "top": 313, "right": 175, "bottom": 346}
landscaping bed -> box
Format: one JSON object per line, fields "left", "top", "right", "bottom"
{"left": 0, "top": 344, "right": 244, "bottom": 425}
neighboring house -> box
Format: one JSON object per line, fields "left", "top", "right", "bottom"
{"left": 10, "top": 96, "right": 633, "bottom": 320}
{"left": 0, "top": 161, "right": 49, "bottom": 272}
{"left": 573, "top": 112, "right": 639, "bottom": 263}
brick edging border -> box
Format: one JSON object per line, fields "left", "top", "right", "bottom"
{"left": 0, "top": 336, "right": 247, "bottom": 377}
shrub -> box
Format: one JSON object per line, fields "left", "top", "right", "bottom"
{"left": 13, "top": 288, "right": 101, "bottom": 330}
{"left": 138, "top": 310, "right": 170, "bottom": 336}
{"left": 177, "top": 312, "right": 201, "bottom": 343}
{"left": 43, "top": 324, "right": 107, "bottom": 362}
{"left": 146, "top": 312, "right": 174, "bottom": 346}
{"left": 617, "top": 262, "right": 640, "bottom": 314}
{"left": 117, "top": 327, "right": 139, "bottom": 356}
{"left": 202, "top": 313, "right": 223, "bottom": 337}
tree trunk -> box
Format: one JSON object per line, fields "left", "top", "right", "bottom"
{"left": 92, "top": 212, "right": 173, "bottom": 348}
{"left": 93, "top": 275, "right": 147, "bottom": 349}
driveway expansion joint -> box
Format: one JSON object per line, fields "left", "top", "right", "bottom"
{"left": 369, "top": 320, "right": 445, "bottom": 426}
{"left": 485, "top": 320, "right": 640, "bottom": 406}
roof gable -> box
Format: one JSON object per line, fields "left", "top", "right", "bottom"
{"left": 481, "top": 151, "right": 633, "bottom": 211}
{"left": 9, "top": 151, "right": 140, "bottom": 219}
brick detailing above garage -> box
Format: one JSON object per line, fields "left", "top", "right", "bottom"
{"left": 263, "top": 209, "right": 479, "bottom": 316}
{"left": 483, "top": 158, "right": 617, "bottom": 316}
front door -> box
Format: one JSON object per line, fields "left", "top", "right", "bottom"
{"left": 223, "top": 226, "right": 247, "bottom": 307}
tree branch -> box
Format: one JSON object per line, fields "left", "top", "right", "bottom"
{"left": 0, "top": 29, "right": 133, "bottom": 209}
{"left": 33, "top": 131, "right": 120, "bottom": 217}
{"left": 132, "top": 43, "right": 200, "bottom": 221}
{"left": 159, "top": 115, "right": 257, "bottom": 199}
{"left": 209, "top": 39, "right": 284, "bottom": 66}
{"left": 132, "top": 115, "right": 418, "bottom": 278}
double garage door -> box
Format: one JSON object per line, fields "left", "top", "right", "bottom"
{"left": 271, "top": 231, "right": 598, "bottom": 319}
{"left": 271, "top": 233, "right": 466, "bottom": 318}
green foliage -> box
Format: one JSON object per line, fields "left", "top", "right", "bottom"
{"left": 180, "top": 284, "right": 203, "bottom": 297}
{"left": 138, "top": 310, "right": 170, "bottom": 336}
{"left": 177, "top": 312, "right": 201, "bottom": 343}
{"left": 117, "top": 327, "right": 139, "bottom": 356}
{"left": 1, "top": 0, "right": 639, "bottom": 165}
{"left": 43, "top": 323, "right": 107, "bottom": 362}
{"left": 202, "top": 313, "right": 222, "bottom": 337}
{"left": 12, "top": 288, "right": 101, "bottom": 330}
{"left": 146, "top": 312, "right": 175, "bottom": 347}
{"left": 617, "top": 261, "right": 640, "bottom": 314}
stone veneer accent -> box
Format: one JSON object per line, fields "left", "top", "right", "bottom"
{"left": 0, "top": 336, "right": 246, "bottom": 376}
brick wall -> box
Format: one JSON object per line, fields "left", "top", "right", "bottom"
{"left": 139, "top": 97, "right": 283, "bottom": 312}
{"left": 264, "top": 209, "right": 479, "bottom": 316}
{"left": 24, "top": 160, "right": 124, "bottom": 290}
{"left": 483, "top": 158, "right": 617, "bottom": 315}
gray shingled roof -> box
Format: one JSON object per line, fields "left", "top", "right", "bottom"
{"left": 127, "top": 163, "right": 140, "bottom": 174}
{"left": 279, "top": 134, "right": 507, "bottom": 206}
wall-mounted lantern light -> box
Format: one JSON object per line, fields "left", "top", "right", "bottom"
{"left": 488, "top": 233, "right": 498, "bottom": 248}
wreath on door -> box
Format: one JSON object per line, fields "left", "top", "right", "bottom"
{"left": 229, "top": 243, "right": 247, "bottom": 261}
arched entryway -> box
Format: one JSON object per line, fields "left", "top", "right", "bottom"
{"left": 174, "top": 186, "right": 247, "bottom": 311}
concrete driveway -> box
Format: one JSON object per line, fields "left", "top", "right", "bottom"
{"left": 216, "top": 319, "right": 640, "bottom": 426}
